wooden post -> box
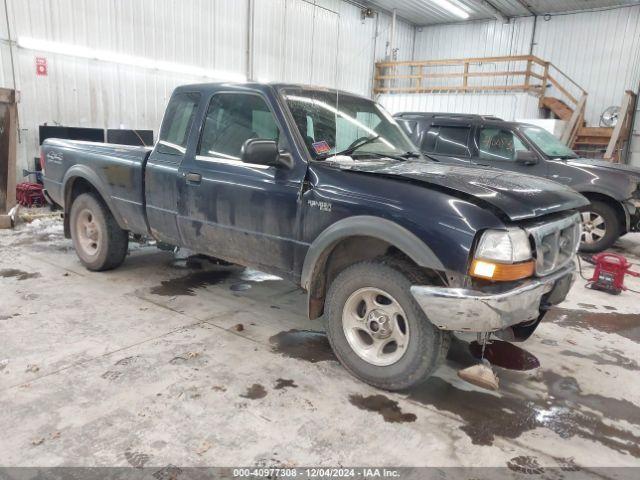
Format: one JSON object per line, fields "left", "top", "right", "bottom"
{"left": 463, "top": 61, "right": 469, "bottom": 90}
{"left": 604, "top": 90, "right": 636, "bottom": 162}
{"left": 524, "top": 59, "right": 532, "bottom": 88}
{"left": 0, "top": 88, "right": 18, "bottom": 229}
{"left": 561, "top": 93, "right": 587, "bottom": 146}
{"left": 415, "top": 65, "right": 423, "bottom": 92}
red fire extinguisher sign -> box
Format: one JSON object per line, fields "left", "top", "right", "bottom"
{"left": 36, "top": 57, "right": 48, "bottom": 76}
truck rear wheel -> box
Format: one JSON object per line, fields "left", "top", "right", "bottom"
{"left": 325, "top": 260, "right": 448, "bottom": 391}
{"left": 69, "top": 192, "right": 128, "bottom": 271}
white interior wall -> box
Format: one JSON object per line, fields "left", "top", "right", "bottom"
{"left": 0, "top": 0, "right": 412, "bottom": 179}
{"left": 405, "top": 6, "right": 640, "bottom": 128}
{"left": 378, "top": 91, "right": 541, "bottom": 121}
{"left": 2, "top": 1, "right": 639, "bottom": 174}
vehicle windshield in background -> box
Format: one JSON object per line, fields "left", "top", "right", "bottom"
{"left": 522, "top": 126, "right": 578, "bottom": 159}
{"left": 282, "top": 89, "right": 419, "bottom": 160}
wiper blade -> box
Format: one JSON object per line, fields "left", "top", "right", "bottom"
{"left": 352, "top": 152, "right": 408, "bottom": 162}
{"left": 316, "top": 135, "right": 380, "bottom": 160}
{"left": 400, "top": 151, "right": 421, "bottom": 159}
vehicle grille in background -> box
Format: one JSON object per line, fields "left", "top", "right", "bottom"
{"left": 527, "top": 213, "right": 581, "bottom": 276}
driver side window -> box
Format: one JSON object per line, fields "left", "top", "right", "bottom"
{"left": 198, "top": 93, "right": 280, "bottom": 160}
{"left": 478, "top": 127, "right": 529, "bottom": 161}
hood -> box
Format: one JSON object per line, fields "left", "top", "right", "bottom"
{"left": 567, "top": 158, "right": 640, "bottom": 176}
{"left": 332, "top": 159, "right": 589, "bottom": 221}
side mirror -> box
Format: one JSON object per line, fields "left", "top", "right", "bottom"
{"left": 516, "top": 150, "right": 539, "bottom": 165}
{"left": 241, "top": 139, "right": 279, "bottom": 166}
{"left": 241, "top": 139, "right": 293, "bottom": 168}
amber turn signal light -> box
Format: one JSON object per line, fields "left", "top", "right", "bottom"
{"left": 470, "top": 259, "right": 535, "bottom": 281}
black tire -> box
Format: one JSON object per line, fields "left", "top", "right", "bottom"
{"left": 69, "top": 192, "right": 128, "bottom": 271}
{"left": 579, "top": 200, "right": 620, "bottom": 253}
{"left": 325, "top": 259, "right": 448, "bottom": 391}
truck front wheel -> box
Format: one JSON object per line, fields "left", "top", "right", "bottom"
{"left": 325, "top": 260, "right": 448, "bottom": 391}
{"left": 579, "top": 200, "right": 620, "bottom": 253}
{"left": 69, "top": 192, "right": 128, "bottom": 271}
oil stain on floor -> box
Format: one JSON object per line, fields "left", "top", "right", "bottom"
{"left": 274, "top": 378, "right": 298, "bottom": 390}
{"left": 240, "top": 384, "right": 267, "bottom": 399}
{"left": 349, "top": 394, "right": 416, "bottom": 423}
{"left": 0, "top": 269, "right": 41, "bottom": 280}
{"left": 269, "top": 329, "right": 337, "bottom": 363}
{"left": 468, "top": 340, "right": 540, "bottom": 371}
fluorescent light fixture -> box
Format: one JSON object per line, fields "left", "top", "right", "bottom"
{"left": 431, "top": 0, "right": 470, "bottom": 19}
{"left": 17, "top": 36, "right": 246, "bottom": 82}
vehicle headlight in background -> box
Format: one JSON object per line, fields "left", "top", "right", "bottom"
{"left": 470, "top": 228, "right": 535, "bottom": 281}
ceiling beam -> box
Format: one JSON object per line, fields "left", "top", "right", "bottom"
{"left": 513, "top": 0, "right": 536, "bottom": 15}
{"left": 469, "top": 0, "right": 509, "bottom": 23}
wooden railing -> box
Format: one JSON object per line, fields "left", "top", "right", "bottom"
{"left": 374, "top": 54, "right": 589, "bottom": 146}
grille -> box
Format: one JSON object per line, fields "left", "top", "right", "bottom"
{"left": 526, "top": 213, "right": 581, "bottom": 276}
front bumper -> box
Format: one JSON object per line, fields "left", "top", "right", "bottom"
{"left": 410, "top": 264, "right": 575, "bottom": 332}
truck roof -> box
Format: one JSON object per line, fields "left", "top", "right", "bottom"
{"left": 393, "top": 112, "right": 545, "bottom": 130}
{"left": 174, "top": 81, "right": 369, "bottom": 100}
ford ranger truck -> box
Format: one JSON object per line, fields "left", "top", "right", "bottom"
{"left": 41, "top": 83, "right": 588, "bottom": 391}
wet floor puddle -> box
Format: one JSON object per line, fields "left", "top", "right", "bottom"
{"left": 546, "top": 307, "right": 640, "bottom": 342}
{"left": 269, "top": 331, "right": 640, "bottom": 456}
{"left": 406, "top": 370, "right": 640, "bottom": 457}
{"left": 0, "top": 268, "right": 41, "bottom": 280}
{"left": 151, "top": 257, "right": 283, "bottom": 296}
{"left": 559, "top": 348, "right": 639, "bottom": 371}
{"left": 150, "top": 270, "right": 233, "bottom": 296}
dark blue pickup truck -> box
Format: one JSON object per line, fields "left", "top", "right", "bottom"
{"left": 41, "top": 83, "right": 587, "bottom": 390}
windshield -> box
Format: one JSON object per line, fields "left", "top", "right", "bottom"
{"left": 282, "top": 88, "right": 419, "bottom": 160}
{"left": 521, "top": 126, "right": 578, "bottom": 159}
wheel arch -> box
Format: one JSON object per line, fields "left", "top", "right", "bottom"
{"left": 301, "top": 216, "right": 446, "bottom": 320}
{"left": 62, "top": 167, "right": 127, "bottom": 237}
{"left": 579, "top": 191, "right": 628, "bottom": 233}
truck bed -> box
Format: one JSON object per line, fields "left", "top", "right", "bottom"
{"left": 42, "top": 139, "right": 152, "bottom": 236}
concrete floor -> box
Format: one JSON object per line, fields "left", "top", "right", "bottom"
{"left": 1, "top": 212, "right": 639, "bottom": 472}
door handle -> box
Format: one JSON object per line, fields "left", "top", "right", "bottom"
{"left": 185, "top": 172, "right": 202, "bottom": 184}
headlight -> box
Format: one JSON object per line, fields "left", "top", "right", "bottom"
{"left": 470, "top": 229, "right": 534, "bottom": 281}
{"left": 475, "top": 229, "right": 532, "bottom": 262}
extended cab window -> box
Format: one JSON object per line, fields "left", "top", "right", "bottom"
{"left": 157, "top": 92, "right": 200, "bottom": 155}
{"left": 478, "top": 127, "right": 530, "bottom": 161}
{"left": 198, "top": 93, "right": 279, "bottom": 160}
{"left": 422, "top": 126, "right": 471, "bottom": 156}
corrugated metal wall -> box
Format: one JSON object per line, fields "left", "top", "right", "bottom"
{"left": 0, "top": 0, "right": 413, "bottom": 178}
{"left": 533, "top": 6, "right": 640, "bottom": 127}
{"left": 379, "top": 91, "right": 541, "bottom": 120}
{"left": 2, "top": 1, "right": 639, "bottom": 173}
{"left": 403, "top": 6, "right": 640, "bottom": 129}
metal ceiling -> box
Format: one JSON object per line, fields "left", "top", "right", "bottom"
{"left": 363, "top": 0, "right": 640, "bottom": 25}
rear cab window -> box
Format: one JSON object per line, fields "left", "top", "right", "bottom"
{"left": 157, "top": 92, "right": 201, "bottom": 156}
{"left": 422, "top": 125, "right": 471, "bottom": 157}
